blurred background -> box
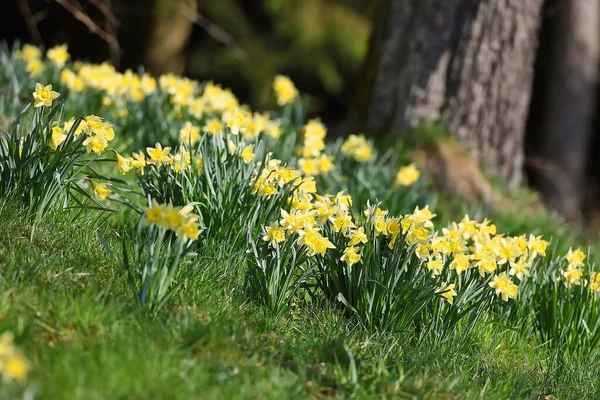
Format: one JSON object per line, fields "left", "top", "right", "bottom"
{"left": 2, "top": 0, "right": 372, "bottom": 129}
{"left": 1, "top": 0, "right": 599, "bottom": 228}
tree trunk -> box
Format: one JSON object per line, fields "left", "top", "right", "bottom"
{"left": 144, "top": 0, "right": 197, "bottom": 75}
{"left": 355, "top": 0, "right": 544, "bottom": 187}
{"left": 529, "top": 0, "right": 600, "bottom": 223}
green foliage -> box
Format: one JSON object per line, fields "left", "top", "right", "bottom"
{"left": 137, "top": 135, "right": 297, "bottom": 248}
{"left": 312, "top": 221, "right": 438, "bottom": 333}
{"left": 530, "top": 256, "right": 600, "bottom": 355}
{"left": 0, "top": 104, "right": 105, "bottom": 222}
{"left": 246, "top": 229, "right": 310, "bottom": 316}
{"left": 100, "top": 215, "right": 197, "bottom": 313}
{"left": 0, "top": 42, "right": 38, "bottom": 118}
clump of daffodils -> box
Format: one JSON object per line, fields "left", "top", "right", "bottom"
{"left": 16, "top": 44, "right": 45, "bottom": 77}
{"left": 47, "top": 44, "right": 70, "bottom": 68}
{"left": 395, "top": 163, "right": 420, "bottom": 187}
{"left": 160, "top": 74, "right": 198, "bottom": 107}
{"left": 273, "top": 75, "right": 298, "bottom": 106}
{"left": 31, "top": 84, "right": 116, "bottom": 154}
{"left": 16, "top": 44, "right": 41, "bottom": 63}
{"left": 221, "top": 107, "right": 283, "bottom": 142}
{"left": 20, "top": 48, "right": 154, "bottom": 107}
{"left": 412, "top": 214, "right": 549, "bottom": 303}
{"left": 252, "top": 158, "right": 303, "bottom": 197}
{"left": 295, "top": 119, "right": 335, "bottom": 176}
{"left": 263, "top": 190, "right": 353, "bottom": 256}
{"left": 225, "top": 108, "right": 251, "bottom": 136}
{"left": 67, "top": 63, "right": 157, "bottom": 104}
{"left": 18, "top": 43, "right": 69, "bottom": 75}
{"left": 558, "top": 247, "right": 599, "bottom": 295}
{"left": 341, "top": 134, "right": 373, "bottom": 163}
{"left": 145, "top": 201, "right": 200, "bottom": 241}
{"left": 253, "top": 190, "right": 554, "bottom": 333}
{"left": 196, "top": 82, "right": 239, "bottom": 115}
{"left": 0, "top": 332, "right": 30, "bottom": 383}
{"left": 299, "top": 119, "right": 327, "bottom": 158}
{"left": 115, "top": 142, "right": 192, "bottom": 176}
{"left": 561, "top": 247, "right": 586, "bottom": 286}
{"left": 263, "top": 193, "right": 550, "bottom": 305}
{"left": 72, "top": 115, "right": 116, "bottom": 154}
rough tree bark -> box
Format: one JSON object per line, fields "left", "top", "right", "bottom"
{"left": 355, "top": 0, "right": 545, "bottom": 187}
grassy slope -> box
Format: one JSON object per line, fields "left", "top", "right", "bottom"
{"left": 1, "top": 202, "right": 599, "bottom": 400}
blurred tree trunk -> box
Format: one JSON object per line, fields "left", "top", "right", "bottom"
{"left": 531, "top": 0, "right": 600, "bottom": 223}
{"left": 114, "top": 0, "right": 196, "bottom": 74}
{"left": 144, "top": 0, "right": 197, "bottom": 75}
{"left": 355, "top": 0, "right": 544, "bottom": 187}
